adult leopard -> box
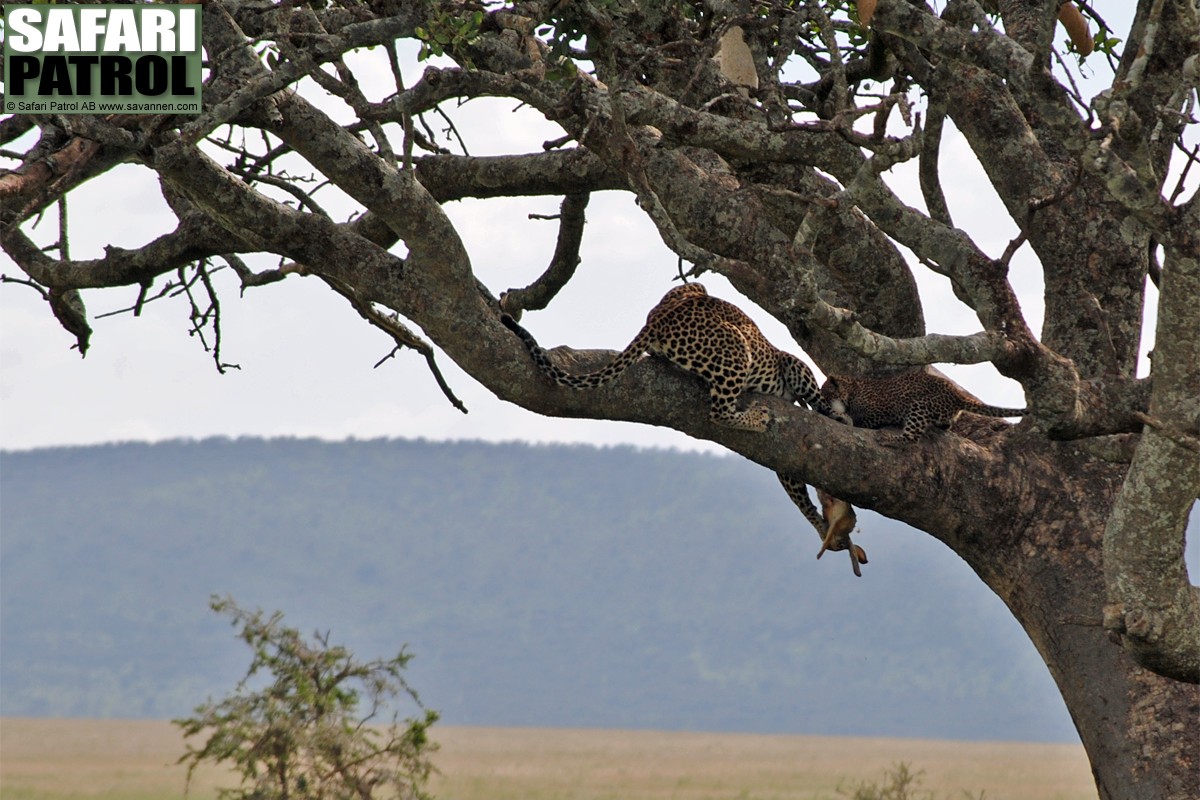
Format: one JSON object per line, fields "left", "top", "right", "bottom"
{"left": 501, "top": 283, "right": 838, "bottom": 431}
{"left": 501, "top": 283, "right": 866, "bottom": 574}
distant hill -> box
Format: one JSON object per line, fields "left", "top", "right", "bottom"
{"left": 2, "top": 438, "right": 1080, "bottom": 742}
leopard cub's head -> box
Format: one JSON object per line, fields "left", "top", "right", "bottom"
{"left": 820, "top": 376, "right": 849, "bottom": 413}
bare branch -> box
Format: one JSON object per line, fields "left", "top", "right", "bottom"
{"left": 324, "top": 275, "right": 468, "bottom": 415}
{"left": 500, "top": 193, "right": 590, "bottom": 317}
{"left": 0, "top": 273, "right": 50, "bottom": 300}
{"left": 190, "top": 261, "right": 240, "bottom": 374}
{"left": 1167, "top": 142, "right": 1199, "bottom": 206}
{"left": 1, "top": 211, "right": 244, "bottom": 290}
{"left": 998, "top": 161, "right": 1086, "bottom": 270}
{"left": 918, "top": 100, "right": 953, "bottom": 227}
{"left": 226, "top": 254, "right": 305, "bottom": 292}
{"left": 876, "top": 0, "right": 1187, "bottom": 238}
{"left": 0, "top": 135, "right": 103, "bottom": 223}
{"left": 94, "top": 269, "right": 202, "bottom": 320}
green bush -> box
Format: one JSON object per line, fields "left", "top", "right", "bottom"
{"left": 837, "top": 762, "right": 985, "bottom": 800}
{"left": 175, "top": 596, "right": 439, "bottom": 800}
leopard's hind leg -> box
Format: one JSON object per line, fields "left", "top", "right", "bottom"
{"left": 708, "top": 387, "right": 770, "bottom": 431}
{"left": 686, "top": 323, "right": 770, "bottom": 432}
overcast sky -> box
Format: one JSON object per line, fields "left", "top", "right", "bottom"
{"left": 0, "top": 8, "right": 1185, "bottom": 456}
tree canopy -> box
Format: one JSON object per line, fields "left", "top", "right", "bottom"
{"left": 2, "top": 2, "right": 1197, "bottom": 798}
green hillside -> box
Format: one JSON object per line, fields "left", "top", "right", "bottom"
{"left": 1, "top": 438, "right": 1078, "bottom": 741}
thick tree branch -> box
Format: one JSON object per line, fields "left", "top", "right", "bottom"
{"left": 366, "top": 65, "right": 560, "bottom": 129}
{"left": 414, "top": 150, "right": 624, "bottom": 202}
{"left": 47, "top": 288, "right": 91, "bottom": 356}
{"left": 474, "top": 330, "right": 1015, "bottom": 547}
{"left": 1, "top": 213, "right": 240, "bottom": 290}
{"left": 876, "top": 4, "right": 1153, "bottom": 379}
{"left": 877, "top": 1, "right": 1195, "bottom": 241}
{"left": 613, "top": 86, "right": 1030, "bottom": 336}
{"left": 744, "top": 164, "right": 925, "bottom": 368}
{"left": 0, "top": 132, "right": 129, "bottom": 225}
{"left": 1103, "top": 245, "right": 1200, "bottom": 683}
{"left": 917, "top": 99, "right": 954, "bottom": 227}
{"left": 151, "top": 141, "right": 403, "bottom": 286}
{"left": 500, "top": 193, "right": 590, "bottom": 316}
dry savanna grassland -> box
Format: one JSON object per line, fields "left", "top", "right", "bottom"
{"left": 1, "top": 718, "right": 1098, "bottom": 800}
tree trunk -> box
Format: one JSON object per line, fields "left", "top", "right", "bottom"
{"left": 969, "top": 443, "right": 1200, "bottom": 799}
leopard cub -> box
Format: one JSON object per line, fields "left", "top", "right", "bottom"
{"left": 821, "top": 367, "right": 1027, "bottom": 443}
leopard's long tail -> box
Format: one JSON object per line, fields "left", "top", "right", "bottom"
{"left": 965, "top": 400, "right": 1028, "bottom": 418}
{"left": 501, "top": 314, "right": 647, "bottom": 389}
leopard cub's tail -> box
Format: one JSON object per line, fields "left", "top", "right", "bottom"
{"left": 968, "top": 401, "right": 1028, "bottom": 418}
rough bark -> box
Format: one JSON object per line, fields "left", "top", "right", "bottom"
{"left": 3, "top": 1, "right": 1198, "bottom": 797}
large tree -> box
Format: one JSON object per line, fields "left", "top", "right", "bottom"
{"left": 2, "top": 1, "right": 1197, "bottom": 796}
